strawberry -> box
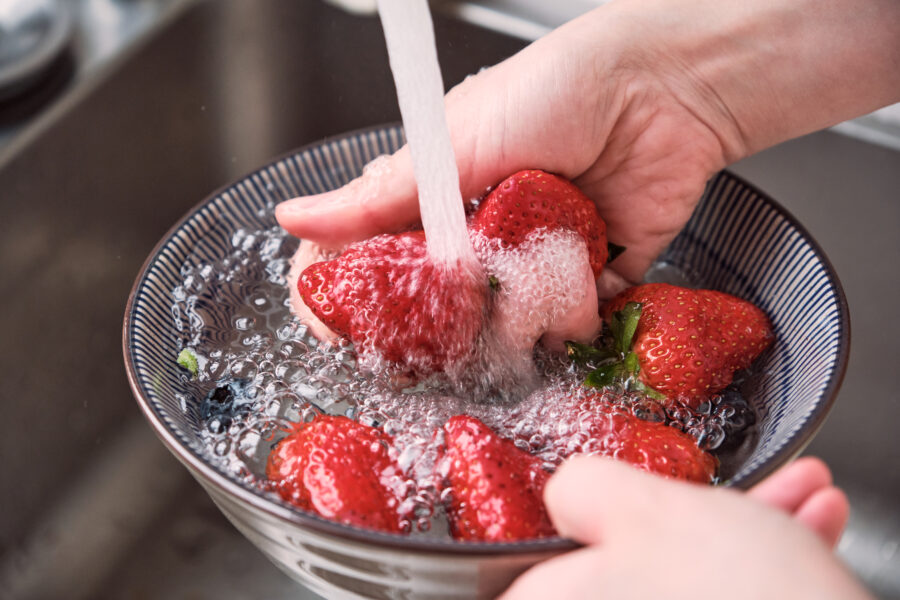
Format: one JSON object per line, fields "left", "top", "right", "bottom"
{"left": 584, "top": 283, "right": 774, "bottom": 405}
{"left": 298, "top": 231, "right": 487, "bottom": 374}
{"left": 266, "top": 415, "right": 405, "bottom": 533}
{"left": 571, "top": 393, "right": 717, "bottom": 483}
{"left": 469, "top": 169, "right": 609, "bottom": 276}
{"left": 297, "top": 170, "right": 611, "bottom": 375}
{"left": 441, "top": 415, "right": 556, "bottom": 542}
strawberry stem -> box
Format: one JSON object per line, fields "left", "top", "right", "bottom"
{"left": 565, "top": 341, "right": 618, "bottom": 364}
{"left": 568, "top": 302, "right": 666, "bottom": 401}
{"left": 610, "top": 302, "right": 642, "bottom": 354}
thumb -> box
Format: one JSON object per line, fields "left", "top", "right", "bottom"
{"left": 275, "top": 146, "right": 420, "bottom": 246}
{"left": 544, "top": 456, "right": 699, "bottom": 545}
{"left": 275, "top": 59, "right": 559, "bottom": 247}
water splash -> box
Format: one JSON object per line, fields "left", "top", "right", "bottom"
{"left": 375, "top": 0, "right": 477, "bottom": 269}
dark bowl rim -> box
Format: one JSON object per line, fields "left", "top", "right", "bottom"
{"left": 713, "top": 169, "right": 850, "bottom": 489}
{"left": 123, "top": 123, "right": 850, "bottom": 556}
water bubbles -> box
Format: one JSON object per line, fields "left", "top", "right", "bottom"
{"left": 630, "top": 398, "right": 667, "bottom": 423}
{"left": 249, "top": 292, "right": 272, "bottom": 313}
{"left": 207, "top": 417, "right": 226, "bottom": 434}
{"left": 173, "top": 219, "right": 758, "bottom": 540}
{"left": 230, "top": 359, "right": 259, "bottom": 380}
{"left": 213, "top": 438, "right": 231, "bottom": 457}
{"left": 234, "top": 316, "right": 256, "bottom": 331}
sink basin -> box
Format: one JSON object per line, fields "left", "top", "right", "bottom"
{"left": 0, "top": 0, "right": 897, "bottom": 598}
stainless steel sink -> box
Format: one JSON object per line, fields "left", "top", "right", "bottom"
{"left": 0, "top": 0, "right": 897, "bottom": 598}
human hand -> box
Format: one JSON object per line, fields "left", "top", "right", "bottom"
{"left": 500, "top": 456, "right": 869, "bottom": 600}
{"left": 276, "top": 4, "right": 734, "bottom": 299}
{"left": 276, "top": 0, "right": 900, "bottom": 298}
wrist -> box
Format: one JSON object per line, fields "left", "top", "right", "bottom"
{"left": 596, "top": 0, "right": 900, "bottom": 161}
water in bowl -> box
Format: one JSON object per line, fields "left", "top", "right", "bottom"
{"left": 169, "top": 0, "right": 757, "bottom": 536}
{"left": 170, "top": 223, "right": 759, "bottom": 537}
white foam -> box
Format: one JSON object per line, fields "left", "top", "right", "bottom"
{"left": 474, "top": 227, "right": 602, "bottom": 356}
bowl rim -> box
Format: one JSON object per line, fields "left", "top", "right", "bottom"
{"left": 123, "top": 123, "right": 850, "bottom": 556}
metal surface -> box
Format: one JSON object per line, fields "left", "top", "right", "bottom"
{"left": 0, "top": 0, "right": 897, "bottom": 598}
{"left": 0, "top": 0, "right": 73, "bottom": 98}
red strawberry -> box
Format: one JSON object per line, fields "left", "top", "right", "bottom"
{"left": 442, "top": 415, "right": 555, "bottom": 542}
{"left": 298, "top": 231, "right": 487, "bottom": 374}
{"left": 595, "top": 283, "right": 774, "bottom": 405}
{"left": 297, "top": 170, "right": 610, "bottom": 375}
{"left": 469, "top": 170, "right": 609, "bottom": 276}
{"left": 266, "top": 415, "right": 405, "bottom": 533}
{"left": 572, "top": 394, "right": 717, "bottom": 483}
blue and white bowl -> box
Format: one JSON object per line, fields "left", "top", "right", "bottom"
{"left": 124, "top": 124, "right": 849, "bottom": 599}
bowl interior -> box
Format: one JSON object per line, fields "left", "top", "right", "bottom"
{"left": 124, "top": 124, "right": 848, "bottom": 552}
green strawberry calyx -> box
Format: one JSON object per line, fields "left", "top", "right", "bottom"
{"left": 565, "top": 301, "right": 665, "bottom": 401}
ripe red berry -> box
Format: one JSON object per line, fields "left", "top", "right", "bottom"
{"left": 442, "top": 415, "right": 556, "bottom": 542}
{"left": 266, "top": 415, "right": 405, "bottom": 533}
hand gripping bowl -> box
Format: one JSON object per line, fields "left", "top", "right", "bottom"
{"left": 124, "top": 124, "right": 849, "bottom": 600}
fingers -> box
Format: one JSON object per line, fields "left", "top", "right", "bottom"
{"left": 543, "top": 455, "right": 693, "bottom": 545}
{"left": 793, "top": 486, "right": 850, "bottom": 549}
{"left": 275, "top": 147, "right": 420, "bottom": 246}
{"left": 498, "top": 547, "right": 604, "bottom": 600}
{"left": 595, "top": 267, "right": 634, "bottom": 301}
{"left": 748, "top": 456, "right": 849, "bottom": 548}
{"left": 748, "top": 456, "right": 833, "bottom": 514}
{"left": 275, "top": 27, "right": 606, "bottom": 247}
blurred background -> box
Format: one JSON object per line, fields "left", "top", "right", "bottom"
{"left": 0, "top": 1, "right": 897, "bottom": 598}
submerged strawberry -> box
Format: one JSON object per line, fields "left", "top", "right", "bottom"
{"left": 298, "top": 231, "right": 486, "bottom": 374}
{"left": 442, "top": 415, "right": 555, "bottom": 542}
{"left": 266, "top": 415, "right": 405, "bottom": 533}
{"left": 470, "top": 169, "right": 609, "bottom": 276}
{"left": 571, "top": 394, "right": 717, "bottom": 483}
{"left": 587, "top": 283, "right": 774, "bottom": 405}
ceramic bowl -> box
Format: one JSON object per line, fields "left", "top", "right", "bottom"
{"left": 124, "top": 124, "right": 849, "bottom": 599}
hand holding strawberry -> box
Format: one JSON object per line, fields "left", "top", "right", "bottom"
{"left": 294, "top": 170, "right": 609, "bottom": 376}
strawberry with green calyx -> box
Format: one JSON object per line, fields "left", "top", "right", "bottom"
{"left": 565, "top": 301, "right": 665, "bottom": 401}
{"left": 441, "top": 415, "right": 556, "bottom": 542}
{"left": 582, "top": 283, "right": 774, "bottom": 406}
{"left": 266, "top": 415, "right": 406, "bottom": 533}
